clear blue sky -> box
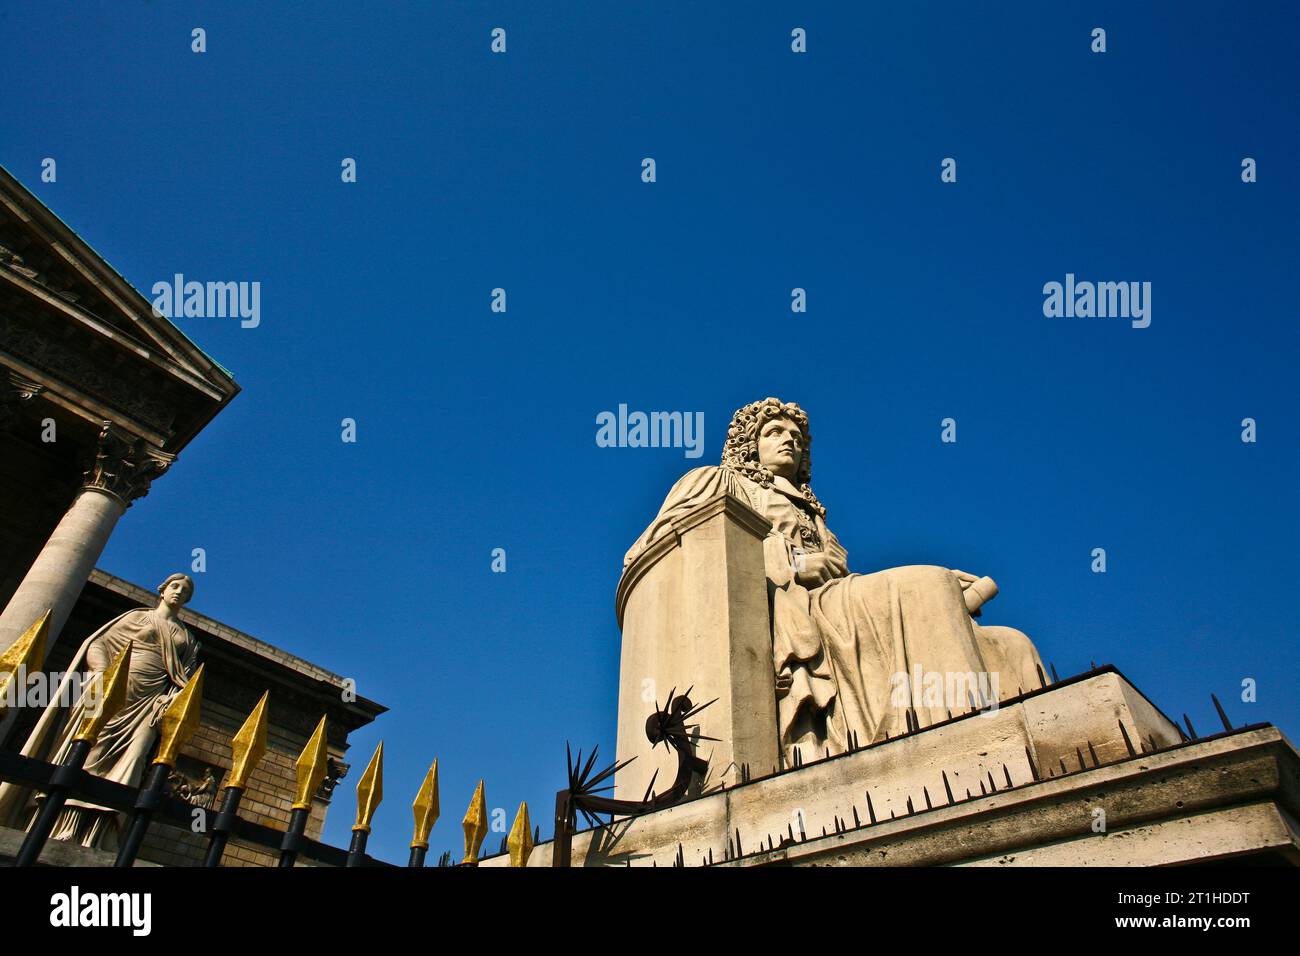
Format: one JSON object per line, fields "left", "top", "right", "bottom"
{"left": 3, "top": 2, "right": 1296, "bottom": 863}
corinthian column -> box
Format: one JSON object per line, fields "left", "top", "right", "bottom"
{"left": 0, "top": 423, "right": 172, "bottom": 655}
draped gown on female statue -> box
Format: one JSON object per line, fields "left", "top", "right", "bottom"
{"left": 0, "top": 602, "right": 197, "bottom": 848}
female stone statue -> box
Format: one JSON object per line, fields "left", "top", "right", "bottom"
{"left": 0, "top": 573, "right": 199, "bottom": 849}
{"left": 623, "top": 398, "right": 1045, "bottom": 761}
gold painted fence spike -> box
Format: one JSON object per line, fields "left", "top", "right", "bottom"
{"left": 153, "top": 663, "right": 205, "bottom": 767}
{"left": 75, "top": 642, "right": 132, "bottom": 742}
{"left": 352, "top": 741, "right": 384, "bottom": 833}
{"left": 462, "top": 779, "right": 488, "bottom": 864}
{"left": 410, "top": 759, "right": 439, "bottom": 849}
{"left": 508, "top": 801, "right": 534, "bottom": 868}
{"left": 227, "top": 691, "right": 269, "bottom": 790}
{"left": 0, "top": 609, "right": 50, "bottom": 718}
{"left": 292, "top": 715, "right": 330, "bottom": 810}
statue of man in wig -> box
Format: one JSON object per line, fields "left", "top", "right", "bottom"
{"left": 0, "top": 573, "right": 199, "bottom": 849}
{"left": 622, "top": 398, "right": 1045, "bottom": 763}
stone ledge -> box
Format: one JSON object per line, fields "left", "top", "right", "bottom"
{"left": 484, "top": 671, "right": 1296, "bottom": 867}
{"left": 726, "top": 726, "right": 1299, "bottom": 867}
{"left": 0, "top": 824, "right": 161, "bottom": 867}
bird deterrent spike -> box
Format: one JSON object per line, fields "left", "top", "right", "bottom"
{"left": 866, "top": 792, "right": 877, "bottom": 824}
{"left": 1024, "top": 746, "right": 1040, "bottom": 781}
{"left": 1118, "top": 721, "right": 1137, "bottom": 757}
{"left": 1088, "top": 740, "right": 1100, "bottom": 767}
{"left": 1049, "top": 661, "right": 1060, "bottom": 683}
{"left": 1003, "top": 764, "right": 1014, "bottom": 788}
{"left": 923, "top": 787, "right": 932, "bottom": 809}
{"left": 942, "top": 770, "right": 955, "bottom": 804}
{"left": 1035, "top": 663, "right": 1047, "bottom": 689}
{"left": 1212, "top": 694, "right": 1233, "bottom": 732}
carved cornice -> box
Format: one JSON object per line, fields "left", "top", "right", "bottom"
{"left": 0, "top": 303, "right": 177, "bottom": 434}
{"left": 82, "top": 422, "right": 174, "bottom": 508}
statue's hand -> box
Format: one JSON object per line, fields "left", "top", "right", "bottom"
{"left": 795, "top": 552, "right": 846, "bottom": 589}
{"left": 951, "top": 570, "right": 998, "bottom": 617}
{"left": 950, "top": 569, "right": 980, "bottom": 589}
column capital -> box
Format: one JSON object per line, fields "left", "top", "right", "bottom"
{"left": 82, "top": 422, "right": 175, "bottom": 509}
{"left": 0, "top": 367, "right": 45, "bottom": 431}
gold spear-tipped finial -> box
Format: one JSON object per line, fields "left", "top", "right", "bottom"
{"left": 291, "top": 715, "right": 330, "bottom": 810}
{"left": 462, "top": 779, "right": 488, "bottom": 863}
{"left": 75, "top": 643, "right": 132, "bottom": 742}
{"left": 227, "top": 691, "right": 269, "bottom": 790}
{"left": 410, "top": 759, "right": 439, "bottom": 849}
{"left": 153, "top": 663, "right": 205, "bottom": 767}
{"left": 352, "top": 741, "right": 384, "bottom": 833}
{"left": 0, "top": 610, "right": 49, "bottom": 717}
{"left": 507, "top": 801, "right": 534, "bottom": 868}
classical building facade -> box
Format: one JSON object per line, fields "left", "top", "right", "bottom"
{"left": 0, "top": 167, "right": 384, "bottom": 865}
{"left": 0, "top": 165, "right": 238, "bottom": 658}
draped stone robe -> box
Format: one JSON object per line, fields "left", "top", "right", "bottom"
{"left": 0, "top": 607, "right": 198, "bottom": 848}
{"left": 624, "top": 466, "right": 1045, "bottom": 761}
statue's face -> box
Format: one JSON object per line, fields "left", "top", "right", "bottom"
{"left": 161, "top": 578, "right": 191, "bottom": 608}
{"left": 757, "top": 415, "right": 802, "bottom": 481}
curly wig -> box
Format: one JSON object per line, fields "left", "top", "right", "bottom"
{"left": 720, "top": 397, "right": 825, "bottom": 517}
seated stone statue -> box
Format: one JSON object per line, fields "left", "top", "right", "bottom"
{"left": 624, "top": 397, "right": 1045, "bottom": 763}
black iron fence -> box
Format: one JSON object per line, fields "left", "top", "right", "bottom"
{"left": 0, "top": 612, "right": 708, "bottom": 869}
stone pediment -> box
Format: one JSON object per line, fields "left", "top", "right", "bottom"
{"left": 0, "top": 166, "right": 237, "bottom": 451}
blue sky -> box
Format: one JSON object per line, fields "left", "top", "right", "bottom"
{"left": 3, "top": 2, "right": 1297, "bottom": 863}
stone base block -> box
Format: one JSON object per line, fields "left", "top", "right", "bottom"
{"left": 481, "top": 669, "right": 1298, "bottom": 867}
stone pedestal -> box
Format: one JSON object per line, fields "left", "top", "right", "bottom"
{"left": 483, "top": 669, "right": 1299, "bottom": 867}
{"left": 614, "top": 493, "right": 778, "bottom": 800}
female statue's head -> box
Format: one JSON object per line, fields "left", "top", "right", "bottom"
{"left": 157, "top": 573, "right": 194, "bottom": 608}
{"left": 722, "top": 397, "right": 825, "bottom": 517}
